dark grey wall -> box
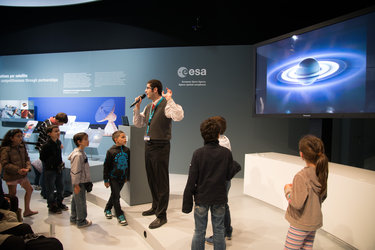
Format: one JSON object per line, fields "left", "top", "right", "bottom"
{"left": 0, "top": 20, "right": 189, "bottom": 55}
{"left": 1, "top": 20, "right": 375, "bottom": 177}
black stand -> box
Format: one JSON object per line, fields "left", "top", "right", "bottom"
{"left": 308, "top": 118, "right": 332, "bottom": 160}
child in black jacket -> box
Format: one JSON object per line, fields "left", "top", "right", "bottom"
{"left": 103, "top": 131, "right": 130, "bottom": 226}
{"left": 40, "top": 125, "right": 67, "bottom": 214}
{"left": 182, "top": 118, "right": 235, "bottom": 249}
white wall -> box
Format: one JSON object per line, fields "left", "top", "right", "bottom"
{"left": 244, "top": 152, "right": 375, "bottom": 250}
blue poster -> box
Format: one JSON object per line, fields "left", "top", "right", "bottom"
{"left": 29, "top": 97, "right": 125, "bottom": 126}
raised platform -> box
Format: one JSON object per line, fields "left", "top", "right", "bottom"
{"left": 9, "top": 174, "right": 351, "bottom": 249}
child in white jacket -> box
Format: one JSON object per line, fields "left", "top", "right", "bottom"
{"left": 68, "top": 132, "right": 92, "bottom": 228}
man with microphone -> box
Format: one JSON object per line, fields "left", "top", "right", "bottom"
{"left": 133, "top": 79, "right": 184, "bottom": 229}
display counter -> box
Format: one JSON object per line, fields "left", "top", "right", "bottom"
{"left": 244, "top": 152, "right": 375, "bottom": 250}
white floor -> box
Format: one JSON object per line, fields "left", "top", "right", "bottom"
{"left": 5, "top": 174, "right": 354, "bottom": 250}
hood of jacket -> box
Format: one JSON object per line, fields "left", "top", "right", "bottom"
{"left": 68, "top": 147, "right": 82, "bottom": 162}
{"left": 285, "top": 165, "right": 324, "bottom": 231}
{"left": 304, "top": 166, "right": 322, "bottom": 195}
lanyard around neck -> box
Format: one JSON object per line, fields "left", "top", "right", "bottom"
{"left": 146, "top": 97, "right": 164, "bottom": 135}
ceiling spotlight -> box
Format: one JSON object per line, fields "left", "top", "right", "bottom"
{"left": 192, "top": 17, "right": 201, "bottom": 31}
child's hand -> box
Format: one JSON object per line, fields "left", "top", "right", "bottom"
{"left": 104, "top": 182, "right": 110, "bottom": 188}
{"left": 74, "top": 185, "right": 80, "bottom": 194}
{"left": 284, "top": 184, "right": 293, "bottom": 202}
{"left": 284, "top": 184, "right": 292, "bottom": 193}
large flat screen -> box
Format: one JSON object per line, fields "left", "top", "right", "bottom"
{"left": 255, "top": 8, "right": 375, "bottom": 117}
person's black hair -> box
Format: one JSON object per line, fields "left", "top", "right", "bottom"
{"left": 148, "top": 79, "right": 163, "bottom": 95}
{"left": 112, "top": 130, "right": 125, "bottom": 143}
{"left": 200, "top": 118, "right": 220, "bottom": 143}
{"left": 73, "top": 132, "right": 88, "bottom": 147}
{"left": 1, "top": 129, "right": 23, "bottom": 147}
{"left": 46, "top": 125, "right": 59, "bottom": 134}
{"left": 211, "top": 116, "right": 227, "bottom": 135}
{"left": 55, "top": 112, "right": 68, "bottom": 124}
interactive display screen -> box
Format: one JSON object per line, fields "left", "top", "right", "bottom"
{"left": 255, "top": 9, "right": 375, "bottom": 117}
{"left": 0, "top": 100, "right": 34, "bottom": 120}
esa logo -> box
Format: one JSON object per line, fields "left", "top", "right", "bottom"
{"left": 177, "top": 67, "right": 207, "bottom": 78}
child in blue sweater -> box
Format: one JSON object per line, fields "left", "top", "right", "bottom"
{"left": 103, "top": 131, "right": 130, "bottom": 226}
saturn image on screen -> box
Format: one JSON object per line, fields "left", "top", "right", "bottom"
{"left": 267, "top": 51, "right": 366, "bottom": 91}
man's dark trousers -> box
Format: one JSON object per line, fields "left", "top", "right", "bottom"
{"left": 145, "top": 140, "right": 170, "bottom": 220}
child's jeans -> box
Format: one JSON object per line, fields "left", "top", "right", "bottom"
{"left": 224, "top": 180, "right": 233, "bottom": 236}
{"left": 40, "top": 162, "right": 46, "bottom": 198}
{"left": 104, "top": 179, "right": 125, "bottom": 217}
{"left": 70, "top": 183, "right": 87, "bottom": 226}
{"left": 31, "top": 165, "right": 41, "bottom": 186}
{"left": 192, "top": 204, "right": 226, "bottom": 250}
{"left": 44, "top": 170, "right": 64, "bottom": 206}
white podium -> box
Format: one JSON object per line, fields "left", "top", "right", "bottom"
{"left": 244, "top": 152, "right": 375, "bottom": 250}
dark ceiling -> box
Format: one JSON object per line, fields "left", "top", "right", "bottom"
{"left": 1, "top": 1, "right": 375, "bottom": 47}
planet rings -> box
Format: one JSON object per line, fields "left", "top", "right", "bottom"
{"left": 279, "top": 59, "right": 341, "bottom": 85}
{"left": 266, "top": 52, "right": 366, "bottom": 91}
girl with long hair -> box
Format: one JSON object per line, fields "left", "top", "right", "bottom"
{"left": 0, "top": 129, "right": 38, "bottom": 217}
{"left": 284, "top": 135, "right": 328, "bottom": 249}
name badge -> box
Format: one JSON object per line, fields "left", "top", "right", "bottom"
{"left": 144, "top": 136, "right": 150, "bottom": 141}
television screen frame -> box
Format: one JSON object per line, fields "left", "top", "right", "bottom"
{"left": 253, "top": 6, "right": 375, "bottom": 118}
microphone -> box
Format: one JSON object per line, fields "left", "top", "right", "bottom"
{"left": 130, "top": 94, "right": 146, "bottom": 108}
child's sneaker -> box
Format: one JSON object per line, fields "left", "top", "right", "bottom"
{"left": 77, "top": 219, "right": 92, "bottom": 228}
{"left": 48, "top": 205, "right": 62, "bottom": 214}
{"left": 117, "top": 214, "right": 128, "bottom": 226}
{"left": 58, "top": 203, "right": 69, "bottom": 211}
{"left": 226, "top": 231, "right": 232, "bottom": 240}
{"left": 104, "top": 210, "right": 112, "bottom": 219}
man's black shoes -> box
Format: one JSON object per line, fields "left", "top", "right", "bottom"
{"left": 149, "top": 218, "right": 167, "bottom": 229}
{"left": 142, "top": 208, "right": 155, "bottom": 216}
